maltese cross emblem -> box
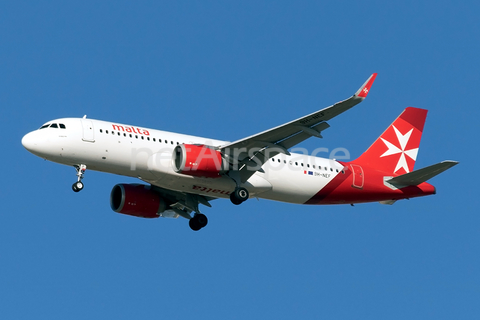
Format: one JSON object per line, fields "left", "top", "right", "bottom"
{"left": 380, "top": 126, "right": 418, "bottom": 173}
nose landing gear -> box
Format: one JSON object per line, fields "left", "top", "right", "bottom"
{"left": 72, "top": 164, "right": 87, "bottom": 192}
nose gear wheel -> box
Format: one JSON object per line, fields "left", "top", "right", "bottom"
{"left": 72, "top": 181, "right": 84, "bottom": 192}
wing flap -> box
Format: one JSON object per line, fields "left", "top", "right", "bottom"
{"left": 279, "top": 121, "right": 331, "bottom": 150}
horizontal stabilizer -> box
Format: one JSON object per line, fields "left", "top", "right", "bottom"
{"left": 387, "top": 160, "right": 458, "bottom": 187}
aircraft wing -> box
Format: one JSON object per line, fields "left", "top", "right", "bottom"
{"left": 220, "top": 73, "right": 377, "bottom": 182}
{"left": 139, "top": 183, "right": 215, "bottom": 219}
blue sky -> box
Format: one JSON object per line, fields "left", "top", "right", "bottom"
{"left": 1, "top": 1, "right": 479, "bottom": 319}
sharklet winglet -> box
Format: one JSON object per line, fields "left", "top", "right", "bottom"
{"left": 355, "top": 73, "right": 377, "bottom": 98}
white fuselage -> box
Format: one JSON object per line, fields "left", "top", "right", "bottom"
{"left": 22, "top": 118, "right": 346, "bottom": 204}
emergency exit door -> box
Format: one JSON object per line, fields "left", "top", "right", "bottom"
{"left": 81, "top": 119, "right": 95, "bottom": 142}
{"left": 350, "top": 164, "right": 364, "bottom": 189}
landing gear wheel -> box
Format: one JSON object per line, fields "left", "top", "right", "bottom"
{"left": 230, "top": 187, "right": 249, "bottom": 205}
{"left": 189, "top": 213, "right": 208, "bottom": 231}
{"left": 189, "top": 219, "right": 201, "bottom": 231}
{"left": 72, "top": 181, "right": 84, "bottom": 192}
{"left": 230, "top": 192, "right": 243, "bottom": 205}
{"left": 235, "top": 187, "right": 249, "bottom": 201}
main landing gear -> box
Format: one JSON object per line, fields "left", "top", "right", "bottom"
{"left": 189, "top": 213, "right": 208, "bottom": 231}
{"left": 72, "top": 164, "right": 87, "bottom": 192}
{"left": 230, "top": 187, "right": 249, "bottom": 205}
{"left": 188, "top": 186, "right": 248, "bottom": 231}
{"left": 226, "top": 172, "right": 249, "bottom": 205}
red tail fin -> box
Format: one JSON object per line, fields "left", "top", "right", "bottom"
{"left": 353, "top": 107, "right": 428, "bottom": 175}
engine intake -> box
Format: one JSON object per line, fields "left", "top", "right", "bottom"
{"left": 110, "top": 184, "right": 167, "bottom": 218}
{"left": 173, "top": 144, "right": 228, "bottom": 178}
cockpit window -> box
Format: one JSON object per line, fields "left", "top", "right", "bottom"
{"left": 39, "top": 123, "right": 65, "bottom": 129}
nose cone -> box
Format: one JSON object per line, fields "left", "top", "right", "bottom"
{"left": 21, "top": 131, "right": 37, "bottom": 151}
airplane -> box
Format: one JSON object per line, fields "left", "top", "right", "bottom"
{"left": 21, "top": 73, "right": 458, "bottom": 231}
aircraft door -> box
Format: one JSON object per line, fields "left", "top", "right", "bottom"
{"left": 350, "top": 164, "right": 364, "bottom": 189}
{"left": 81, "top": 119, "right": 95, "bottom": 142}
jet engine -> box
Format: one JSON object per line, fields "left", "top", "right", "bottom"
{"left": 110, "top": 184, "right": 167, "bottom": 218}
{"left": 172, "top": 144, "right": 228, "bottom": 178}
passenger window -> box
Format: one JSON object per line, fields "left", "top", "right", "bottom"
{"left": 123, "top": 133, "right": 126, "bottom": 137}
{"left": 278, "top": 159, "right": 281, "bottom": 163}
{"left": 141, "top": 136, "right": 144, "bottom": 140}
{"left": 307, "top": 164, "right": 310, "bottom": 168}
{"left": 106, "top": 130, "right": 109, "bottom": 134}
{"left": 171, "top": 141, "right": 174, "bottom": 144}
{"left": 135, "top": 135, "right": 138, "bottom": 139}
{"left": 129, "top": 134, "right": 132, "bottom": 138}
{"left": 117, "top": 132, "right": 120, "bottom": 136}
{"left": 59, "top": 124, "right": 66, "bottom": 129}
{"left": 165, "top": 140, "right": 168, "bottom": 144}
{"left": 153, "top": 138, "right": 156, "bottom": 142}
{"left": 50, "top": 123, "right": 58, "bottom": 128}
{"left": 295, "top": 162, "right": 298, "bottom": 166}
{"left": 100, "top": 129, "right": 103, "bottom": 133}
{"left": 147, "top": 137, "right": 150, "bottom": 141}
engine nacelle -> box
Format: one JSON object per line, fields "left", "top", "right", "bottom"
{"left": 173, "top": 144, "right": 228, "bottom": 178}
{"left": 110, "top": 184, "right": 167, "bottom": 218}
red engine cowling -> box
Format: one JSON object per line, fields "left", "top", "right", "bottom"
{"left": 173, "top": 144, "right": 228, "bottom": 178}
{"left": 110, "top": 184, "right": 167, "bottom": 218}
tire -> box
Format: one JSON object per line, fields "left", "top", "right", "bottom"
{"left": 189, "top": 218, "right": 202, "bottom": 231}
{"left": 72, "top": 181, "right": 83, "bottom": 192}
{"left": 230, "top": 192, "right": 243, "bottom": 205}
{"left": 235, "top": 187, "right": 249, "bottom": 201}
{"left": 195, "top": 214, "right": 208, "bottom": 228}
